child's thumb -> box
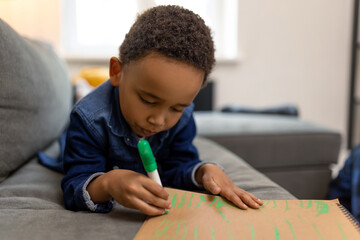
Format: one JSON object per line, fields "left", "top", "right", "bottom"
{"left": 205, "top": 178, "right": 221, "bottom": 195}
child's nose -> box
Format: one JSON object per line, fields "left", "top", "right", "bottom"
{"left": 147, "top": 113, "right": 166, "bottom": 127}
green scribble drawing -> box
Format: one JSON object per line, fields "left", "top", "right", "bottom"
{"left": 285, "top": 218, "right": 297, "bottom": 240}
{"left": 314, "top": 200, "right": 329, "bottom": 216}
{"left": 174, "top": 222, "right": 182, "bottom": 238}
{"left": 247, "top": 224, "right": 255, "bottom": 240}
{"left": 173, "top": 222, "right": 186, "bottom": 239}
{"left": 259, "top": 208, "right": 271, "bottom": 221}
{"left": 181, "top": 224, "right": 187, "bottom": 240}
{"left": 173, "top": 221, "right": 187, "bottom": 240}
{"left": 153, "top": 194, "right": 334, "bottom": 240}
{"left": 209, "top": 196, "right": 217, "bottom": 207}
{"left": 202, "top": 196, "right": 233, "bottom": 223}
{"left": 153, "top": 218, "right": 187, "bottom": 239}
{"left": 226, "top": 226, "right": 234, "bottom": 240}
{"left": 177, "top": 192, "right": 186, "bottom": 209}
{"left": 210, "top": 196, "right": 232, "bottom": 223}
{"left": 274, "top": 226, "right": 280, "bottom": 240}
{"left": 306, "top": 200, "right": 312, "bottom": 209}
{"left": 215, "top": 196, "right": 236, "bottom": 209}
{"left": 215, "top": 197, "right": 225, "bottom": 208}
{"left": 195, "top": 195, "right": 206, "bottom": 209}
{"left": 153, "top": 218, "right": 183, "bottom": 238}
{"left": 298, "top": 199, "right": 327, "bottom": 217}
{"left": 260, "top": 199, "right": 269, "bottom": 208}
{"left": 171, "top": 193, "right": 177, "bottom": 208}
{"left": 336, "top": 221, "right": 348, "bottom": 240}
{"left": 211, "top": 226, "right": 215, "bottom": 240}
{"left": 217, "top": 208, "right": 231, "bottom": 223}
{"left": 188, "top": 193, "right": 194, "bottom": 208}
{"left": 162, "top": 209, "right": 169, "bottom": 216}
{"left": 285, "top": 200, "right": 289, "bottom": 212}
{"left": 153, "top": 218, "right": 169, "bottom": 238}
{"left": 312, "top": 224, "right": 324, "bottom": 240}
{"left": 226, "top": 227, "right": 234, "bottom": 240}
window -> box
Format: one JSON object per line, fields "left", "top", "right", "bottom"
{"left": 61, "top": 0, "right": 238, "bottom": 61}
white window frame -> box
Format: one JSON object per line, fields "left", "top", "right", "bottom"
{"left": 60, "top": 0, "right": 238, "bottom": 62}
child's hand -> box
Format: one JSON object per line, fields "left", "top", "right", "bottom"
{"left": 195, "top": 164, "right": 263, "bottom": 209}
{"left": 87, "top": 169, "right": 171, "bottom": 216}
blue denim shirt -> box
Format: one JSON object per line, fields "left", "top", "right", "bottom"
{"left": 61, "top": 81, "right": 205, "bottom": 213}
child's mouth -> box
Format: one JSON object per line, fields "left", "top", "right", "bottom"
{"left": 141, "top": 127, "right": 157, "bottom": 136}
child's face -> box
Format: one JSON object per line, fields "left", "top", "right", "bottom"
{"left": 110, "top": 53, "right": 204, "bottom": 137}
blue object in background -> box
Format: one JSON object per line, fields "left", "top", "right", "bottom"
{"left": 221, "top": 104, "right": 299, "bottom": 117}
{"left": 37, "top": 130, "right": 66, "bottom": 174}
{"left": 328, "top": 145, "right": 360, "bottom": 220}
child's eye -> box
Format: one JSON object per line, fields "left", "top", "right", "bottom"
{"left": 140, "top": 96, "right": 156, "bottom": 105}
{"left": 171, "top": 107, "right": 183, "bottom": 113}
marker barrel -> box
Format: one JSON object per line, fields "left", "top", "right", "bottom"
{"left": 147, "top": 170, "right": 162, "bottom": 186}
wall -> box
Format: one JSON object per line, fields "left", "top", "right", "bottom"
{"left": 212, "top": 1, "right": 352, "bottom": 149}
{"left": 0, "top": 0, "right": 353, "bottom": 158}
{"left": 0, "top": 0, "right": 61, "bottom": 52}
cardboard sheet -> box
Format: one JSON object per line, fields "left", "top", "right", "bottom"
{"left": 134, "top": 188, "right": 360, "bottom": 239}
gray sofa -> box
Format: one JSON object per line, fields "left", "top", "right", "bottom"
{"left": 0, "top": 18, "right": 297, "bottom": 239}
{"left": 194, "top": 112, "right": 341, "bottom": 199}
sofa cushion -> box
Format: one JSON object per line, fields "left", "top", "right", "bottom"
{"left": 0, "top": 19, "right": 72, "bottom": 182}
{"left": 0, "top": 137, "right": 294, "bottom": 239}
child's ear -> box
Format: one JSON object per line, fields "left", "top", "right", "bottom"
{"left": 109, "top": 57, "right": 122, "bottom": 86}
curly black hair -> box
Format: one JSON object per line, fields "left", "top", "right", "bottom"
{"left": 119, "top": 5, "right": 215, "bottom": 83}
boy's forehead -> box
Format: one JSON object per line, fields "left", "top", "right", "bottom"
{"left": 124, "top": 53, "right": 204, "bottom": 101}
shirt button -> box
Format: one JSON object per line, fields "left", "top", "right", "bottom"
{"left": 126, "top": 138, "right": 130, "bottom": 142}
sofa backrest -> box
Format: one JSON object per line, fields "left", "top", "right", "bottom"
{"left": 0, "top": 19, "right": 72, "bottom": 182}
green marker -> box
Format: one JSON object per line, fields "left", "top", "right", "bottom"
{"left": 138, "top": 139, "right": 162, "bottom": 186}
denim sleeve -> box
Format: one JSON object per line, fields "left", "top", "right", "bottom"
{"left": 159, "top": 114, "right": 203, "bottom": 190}
{"left": 61, "top": 111, "right": 113, "bottom": 213}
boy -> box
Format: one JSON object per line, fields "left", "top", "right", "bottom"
{"left": 62, "top": 5, "right": 263, "bottom": 216}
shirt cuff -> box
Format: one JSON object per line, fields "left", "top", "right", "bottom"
{"left": 82, "top": 172, "right": 114, "bottom": 212}
{"left": 191, "top": 162, "right": 225, "bottom": 188}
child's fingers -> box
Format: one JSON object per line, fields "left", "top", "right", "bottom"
{"left": 140, "top": 187, "right": 171, "bottom": 210}
{"left": 202, "top": 176, "right": 221, "bottom": 195}
{"left": 241, "top": 191, "right": 263, "bottom": 206}
{"left": 247, "top": 192, "right": 263, "bottom": 206}
{"left": 234, "top": 188, "right": 261, "bottom": 209}
{"left": 132, "top": 198, "right": 167, "bottom": 216}
{"left": 143, "top": 179, "right": 169, "bottom": 200}
{"left": 219, "top": 189, "right": 248, "bottom": 209}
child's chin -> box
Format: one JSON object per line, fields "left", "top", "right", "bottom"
{"left": 142, "top": 132, "right": 157, "bottom": 137}
{"left": 138, "top": 127, "right": 157, "bottom": 137}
